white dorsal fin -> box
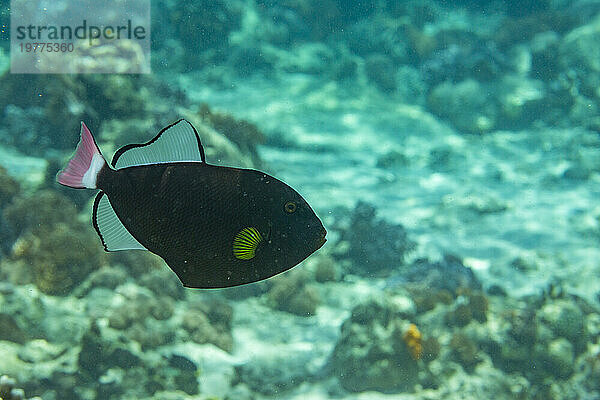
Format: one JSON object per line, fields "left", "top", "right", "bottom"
{"left": 93, "top": 193, "right": 147, "bottom": 251}
{"left": 111, "top": 119, "right": 206, "bottom": 169}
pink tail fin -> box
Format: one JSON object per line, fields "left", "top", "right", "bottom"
{"left": 57, "top": 122, "right": 106, "bottom": 189}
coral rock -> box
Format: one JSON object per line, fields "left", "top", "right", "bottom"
{"left": 329, "top": 299, "right": 419, "bottom": 392}
{"left": 335, "top": 201, "right": 415, "bottom": 276}
{"left": 182, "top": 300, "right": 233, "bottom": 352}
{"left": 450, "top": 332, "right": 480, "bottom": 372}
{"left": 267, "top": 270, "right": 320, "bottom": 316}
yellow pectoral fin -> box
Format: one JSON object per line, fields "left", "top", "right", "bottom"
{"left": 233, "top": 227, "right": 263, "bottom": 260}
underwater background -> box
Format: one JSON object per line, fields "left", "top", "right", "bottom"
{"left": 1, "top": 0, "right": 600, "bottom": 399}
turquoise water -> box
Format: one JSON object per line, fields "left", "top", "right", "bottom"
{"left": 1, "top": 1, "right": 600, "bottom": 399}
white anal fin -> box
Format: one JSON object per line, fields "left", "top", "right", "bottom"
{"left": 112, "top": 119, "right": 206, "bottom": 169}
{"left": 93, "top": 193, "right": 147, "bottom": 251}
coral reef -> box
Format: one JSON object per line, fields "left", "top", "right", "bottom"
{"left": 382, "top": 282, "right": 598, "bottom": 395}
{"left": 3, "top": 190, "right": 79, "bottom": 239}
{"left": 2, "top": 1, "right": 600, "bottom": 399}
{"left": 428, "top": 79, "right": 496, "bottom": 134}
{"left": 403, "top": 254, "right": 482, "bottom": 294}
{"left": 538, "top": 299, "right": 586, "bottom": 349}
{"left": 313, "top": 255, "right": 338, "bottom": 283}
{"left": 0, "top": 375, "right": 39, "bottom": 400}
{"left": 0, "top": 75, "right": 89, "bottom": 154}
{"left": 107, "top": 286, "right": 176, "bottom": 349}
{"left": 235, "top": 350, "right": 315, "bottom": 395}
{"left": 0, "top": 282, "right": 88, "bottom": 344}
{"left": 198, "top": 103, "right": 265, "bottom": 165}
{"left": 82, "top": 75, "right": 148, "bottom": 119}
{"left": 181, "top": 298, "right": 234, "bottom": 352}
{"left": 333, "top": 201, "right": 415, "bottom": 276}
{"left": 78, "top": 320, "right": 199, "bottom": 397}
{"left": 414, "top": 5, "right": 597, "bottom": 133}
{"left": 266, "top": 270, "right": 320, "bottom": 316}
{"left": 449, "top": 332, "right": 481, "bottom": 372}
{"left": 421, "top": 335, "right": 441, "bottom": 363}
{"left": 77, "top": 320, "right": 140, "bottom": 379}
{"left": 410, "top": 288, "right": 453, "bottom": 314}
{"left": 0, "top": 38, "right": 263, "bottom": 188}
{"left": 138, "top": 268, "right": 186, "bottom": 300}
{"left": 0, "top": 74, "right": 125, "bottom": 155}
{"left": 0, "top": 72, "right": 164, "bottom": 156}
{"left": 484, "top": 290, "right": 597, "bottom": 385}
{"left": 328, "top": 299, "right": 436, "bottom": 392}
{"left": 72, "top": 266, "right": 129, "bottom": 298}
{"left": 1, "top": 189, "right": 106, "bottom": 295}
{"left": 445, "top": 290, "right": 489, "bottom": 327}
{"left": 10, "top": 223, "right": 105, "bottom": 295}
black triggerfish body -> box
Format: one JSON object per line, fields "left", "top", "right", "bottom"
{"left": 58, "top": 120, "right": 326, "bottom": 288}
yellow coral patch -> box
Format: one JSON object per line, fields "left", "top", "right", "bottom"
{"left": 403, "top": 323, "right": 423, "bottom": 360}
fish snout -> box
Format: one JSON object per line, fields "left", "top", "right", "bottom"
{"left": 317, "top": 226, "right": 327, "bottom": 247}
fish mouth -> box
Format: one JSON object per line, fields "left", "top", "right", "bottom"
{"left": 316, "top": 227, "right": 327, "bottom": 248}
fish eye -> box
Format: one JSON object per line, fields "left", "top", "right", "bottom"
{"left": 284, "top": 201, "right": 297, "bottom": 213}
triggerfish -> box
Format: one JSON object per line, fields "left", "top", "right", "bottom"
{"left": 57, "top": 119, "right": 326, "bottom": 288}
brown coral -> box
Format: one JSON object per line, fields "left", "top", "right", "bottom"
{"left": 450, "top": 332, "right": 480, "bottom": 371}
{"left": 2, "top": 189, "right": 107, "bottom": 294}
{"left": 182, "top": 300, "right": 233, "bottom": 352}
{"left": 421, "top": 336, "right": 440, "bottom": 362}
{"left": 411, "top": 288, "right": 453, "bottom": 313}
{"left": 445, "top": 290, "right": 489, "bottom": 327}
{"left": 314, "top": 255, "right": 337, "bottom": 282}
{"left": 3, "top": 190, "right": 79, "bottom": 238}
{"left": 198, "top": 103, "right": 265, "bottom": 165}
{"left": 267, "top": 270, "right": 320, "bottom": 316}
{"left": 11, "top": 223, "right": 106, "bottom": 295}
